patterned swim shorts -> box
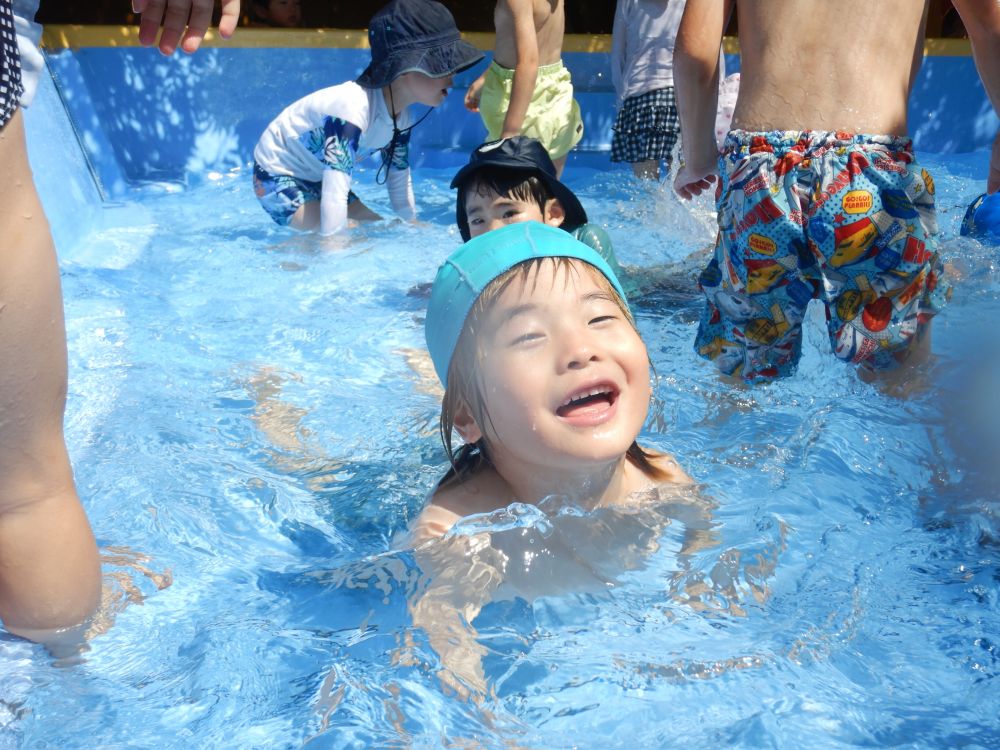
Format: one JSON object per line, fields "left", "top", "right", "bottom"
{"left": 695, "top": 130, "right": 951, "bottom": 381}
{"left": 253, "top": 162, "right": 357, "bottom": 226}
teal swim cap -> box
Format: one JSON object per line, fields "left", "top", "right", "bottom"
{"left": 425, "top": 221, "right": 630, "bottom": 386}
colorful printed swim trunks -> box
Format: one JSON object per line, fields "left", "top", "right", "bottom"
{"left": 695, "top": 130, "right": 951, "bottom": 381}
{"left": 252, "top": 162, "right": 357, "bottom": 226}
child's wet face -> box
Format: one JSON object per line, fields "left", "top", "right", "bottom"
{"left": 465, "top": 260, "right": 650, "bottom": 473}
{"left": 464, "top": 187, "right": 564, "bottom": 239}
{"left": 398, "top": 72, "right": 454, "bottom": 107}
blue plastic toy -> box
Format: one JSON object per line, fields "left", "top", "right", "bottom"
{"left": 960, "top": 192, "right": 1000, "bottom": 242}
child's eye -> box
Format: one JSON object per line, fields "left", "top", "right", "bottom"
{"left": 470, "top": 217, "right": 483, "bottom": 225}
{"left": 589, "top": 314, "right": 617, "bottom": 325}
{"left": 510, "top": 331, "right": 543, "bottom": 345}
{"left": 502, "top": 209, "right": 522, "bottom": 219}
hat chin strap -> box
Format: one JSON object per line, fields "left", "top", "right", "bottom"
{"left": 377, "top": 83, "right": 434, "bottom": 185}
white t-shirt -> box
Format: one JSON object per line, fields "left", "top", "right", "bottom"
{"left": 611, "top": 0, "right": 726, "bottom": 105}
{"left": 253, "top": 81, "right": 416, "bottom": 234}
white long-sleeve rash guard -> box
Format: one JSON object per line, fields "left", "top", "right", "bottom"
{"left": 253, "top": 81, "right": 416, "bottom": 234}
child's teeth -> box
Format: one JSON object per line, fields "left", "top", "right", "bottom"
{"left": 562, "top": 388, "right": 609, "bottom": 406}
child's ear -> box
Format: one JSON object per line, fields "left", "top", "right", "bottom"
{"left": 453, "top": 401, "right": 483, "bottom": 444}
{"left": 544, "top": 198, "right": 566, "bottom": 228}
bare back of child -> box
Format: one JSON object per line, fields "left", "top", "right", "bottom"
{"left": 492, "top": 0, "right": 565, "bottom": 70}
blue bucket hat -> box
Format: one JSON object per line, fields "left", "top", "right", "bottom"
{"left": 357, "top": 0, "right": 484, "bottom": 89}
{"left": 425, "top": 222, "right": 630, "bottom": 387}
{"left": 960, "top": 192, "right": 1000, "bottom": 243}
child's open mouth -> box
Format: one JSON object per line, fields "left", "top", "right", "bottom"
{"left": 556, "top": 385, "right": 618, "bottom": 420}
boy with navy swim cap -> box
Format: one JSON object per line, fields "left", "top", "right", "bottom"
{"left": 253, "top": 0, "right": 484, "bottom": 235}
{"left": 451, "top": 136, "right": 625, "bottom": 279}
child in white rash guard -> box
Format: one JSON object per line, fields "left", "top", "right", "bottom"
{"left": 252, "top": 0, "right": 483, "bottom": 235}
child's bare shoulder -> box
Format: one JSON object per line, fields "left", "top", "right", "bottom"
{"left": 409, "top": 464, "right": 514, "bottom": 543}
{"left": 645, "top": 449, "right": 696, "bottom": 485}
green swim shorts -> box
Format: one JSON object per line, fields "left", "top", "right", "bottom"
{"left": 478, "top": 60, "right": 584, "bottom": 161}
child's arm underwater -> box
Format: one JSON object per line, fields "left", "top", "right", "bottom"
{"left": 406, "top": 532, "right": 505, "bottom": 699}
{"left": 399, "top": 469, "right": 515, "bottom": 697}
{"left": 499, "top": 0, "right": 540, "bottom": 138}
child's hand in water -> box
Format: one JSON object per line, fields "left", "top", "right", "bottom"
{"left": 464, "top": 74, "right": 486, "bottom": 112}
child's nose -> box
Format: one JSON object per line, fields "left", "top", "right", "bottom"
{"left": 560, "top": 330, "right": 599, "bottom": 370}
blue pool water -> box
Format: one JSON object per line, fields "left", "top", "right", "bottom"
{"left": 2, "top": 144, "right": 999, "bottom": 749}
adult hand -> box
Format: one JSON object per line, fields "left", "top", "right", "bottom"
{"left": 673, "top": 161, "right": 719, "bottom": 201}
{"left": 135, "top": 0, "right": 241, "bottom": 55}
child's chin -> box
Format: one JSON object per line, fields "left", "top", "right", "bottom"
{"left": 567, "top": 441, "right": 634, "bottom": 465}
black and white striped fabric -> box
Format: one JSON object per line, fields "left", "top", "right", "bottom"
{"left": 0, "top": 0, "right": 23, "bottom": 129}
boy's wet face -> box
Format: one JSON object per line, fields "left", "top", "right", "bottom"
{"left": 461, "top": 260, "right": 650, "bottom": 473}
{"left": 464, "top": 185, "right": 565, "bottom": 239}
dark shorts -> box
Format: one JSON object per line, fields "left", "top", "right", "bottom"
{"left": 611, "top": 87, "right": 679, "bottom": 165}
{"left": 0, "top": 0, "right": 24, "bottom": 129}
{"left": 695, "top": 130, "right": 951, "bottom": 381}
{"left": 252, "top": 162, "right": 358, "bottom": 226}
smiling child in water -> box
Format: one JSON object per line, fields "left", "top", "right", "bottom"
{"left": 409, "top": 221, "right": 693, "bottom": 542}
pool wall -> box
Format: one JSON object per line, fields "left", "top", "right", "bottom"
{"left": 24, "top": 28, "right": 998, "bottom": 254}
